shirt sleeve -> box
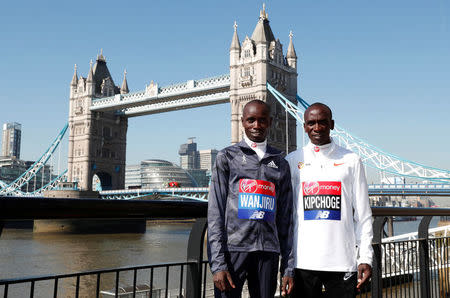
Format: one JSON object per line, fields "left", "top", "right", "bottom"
{"left": 352, "top": 157, "right": 374, "bottom": 266}
{"left": 277, "top": 160, "right": 295, "bottom": 277}
{"left": 207, "top": 152, "right": 230, "bottom": 274}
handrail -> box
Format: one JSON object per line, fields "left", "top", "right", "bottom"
{"left": 371, "top": 207, "right": 450, "bottom": 217}
{"left": 0, "top": 261, "right": 195, "bottom": 285}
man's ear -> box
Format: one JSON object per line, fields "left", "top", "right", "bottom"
{"left": 330, "top": 119, "right": 335, "bottom": 130}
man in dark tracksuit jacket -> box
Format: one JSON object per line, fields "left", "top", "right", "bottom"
{"left": 208, "top": 100, "right": 294, "bottom": 298}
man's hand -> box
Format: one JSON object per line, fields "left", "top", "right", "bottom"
{"left": 356, "top": 263, "right": 372, "bottom": 290}
{"left": 281, "top": 276, "right": 294, "bottom": 296}
{"left": 213, "top": 270, "right": 235, "bottom": 292}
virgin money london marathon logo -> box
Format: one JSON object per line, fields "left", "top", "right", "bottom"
{"left": 302, "top": 181, "right": 341, "bottom": 220}
{"left": 238, "top": 179, "right": 276, "bottom": 222}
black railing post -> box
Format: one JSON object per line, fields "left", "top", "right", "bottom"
{"left": 186, "top": 217, "right": 207, "bottom": 298}
{"left": 419, "top": 216, "right": 432, "bottom": 298}
{"left": 371, "top": 216, "right": 387, "bottom": 298}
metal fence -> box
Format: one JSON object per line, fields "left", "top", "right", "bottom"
{"left": 0, "top": 262, "right": 194, "bottom": 298}
{"left": 370, "top": 209, "right": 450, "bottom": 298}
{"left": 0, "top": 198, "right": 449, "bottom": 297}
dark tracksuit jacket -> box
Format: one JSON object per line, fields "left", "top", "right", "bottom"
{"left": 207, "top": 140, "right": 294, "bottom": 277}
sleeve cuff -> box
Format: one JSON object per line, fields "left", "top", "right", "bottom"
{"left": 282, "top": 268, "right": 294, "bottom": 278}
{"left": 357, "top": 258, "right": 373, "bottom": 267}
{"left": 211, "top": 264, "right": 228, "bottom": 275}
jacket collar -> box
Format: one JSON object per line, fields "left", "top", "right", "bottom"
{"left": 238, "top": 139, "right": 283, "bottom": 159}
{"left": 305, "top": 137, "right": 336, "bottom": 156}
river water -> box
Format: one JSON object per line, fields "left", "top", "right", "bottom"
{"left": 0, "top": 221, "right": 196, "bottom": 297}
{"left": 0, "top": 217, "right": 445, "bottom": 297}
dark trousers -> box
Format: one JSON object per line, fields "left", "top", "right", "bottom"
{"left": 291, "top": 268, "right": 357, "bottom": 298}
{"left": 214, "top": 251, "right": 279, "bottom": 298}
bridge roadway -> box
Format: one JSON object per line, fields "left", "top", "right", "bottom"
{"left": 100, "top": 183, "right": 450, "bottom": 200}
{"left": 90, "top": 74, "right": 230, "bottom": 117}
{"left": 368, "top": 183, "right": 450, "bottom": 196}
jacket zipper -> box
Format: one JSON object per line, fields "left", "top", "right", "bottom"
{"left": 256, "top": 157, "right": 263, "bottom": 250}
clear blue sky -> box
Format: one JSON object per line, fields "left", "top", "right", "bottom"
{"left": 0, "top": 0, "right": 449, "bottom": 178}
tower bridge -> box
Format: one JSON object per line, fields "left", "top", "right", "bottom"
{"left": 0, "top": 5, "right": 449, "bottom": 196}
{"left": 68, "top": 6, "right": 298, "bottom": 191}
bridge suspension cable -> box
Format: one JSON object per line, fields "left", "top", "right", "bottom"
{"left": 0, "top": 180, "right": 7, "bottom": 189}
{"left": 267, "top": 83, "right": 450, "bottom": 183}
{"left": 0, "top": 124, "right": 69, "bottom": 196}
{"left": 29, "top": 169, "right": 68, "bottom": 196}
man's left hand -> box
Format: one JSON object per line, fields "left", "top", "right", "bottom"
{"left": 356, "top": 263, "right": 372, "bottom": 290}
{"left": 281, "top": 276, "right": 294, "bottom": 296}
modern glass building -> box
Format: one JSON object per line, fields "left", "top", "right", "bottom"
{"left": 124, "top": 164, "right": 141, "bottom": 189}
{"left": 125, "top": 159, "right": 197, "bottom": 189}
{"left": 187, "top": 168, "right": 209, "bottom": 187}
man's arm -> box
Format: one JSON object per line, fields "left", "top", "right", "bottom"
{"left": 352, "top": 157, "right": 374, "bottom": 288}
{"left": 207, "top": 152, "right": 230, "bottom": 275}
{"left": 276, "top": 161, "right": 295, "bottom": 278}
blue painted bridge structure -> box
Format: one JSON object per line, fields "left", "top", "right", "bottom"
{"left": 99, "top": 184, "right": 450, "bottom": 201}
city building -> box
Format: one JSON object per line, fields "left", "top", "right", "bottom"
{"left": 125, "top": 159, "right": 197, "bottom": 189}
{"left": 199, "top": 149, "right": 218, "bottom": 172}
{"left": 178, "top": 138, "right": 218, "bottom": 186}
{"left": 178, "top": 137, "right": 199, "bottom": 170}
{"left": 1, "top": 122, "right": 21, "bottom": 159}
{"left": 0, "top": 157, "right": 52, "bottom": 192}
{"left": 124, "top": 164, "right": 141, "bottom": 189}
{"left": 187, "top": 169, "right": 209, "bottom": 187}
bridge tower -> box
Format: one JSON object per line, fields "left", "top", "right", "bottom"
{"left": 230, "top": 5, "right": 298, "bottom": 152}
{"left": 67, "top": 52, "right": 128, "bottom": 190}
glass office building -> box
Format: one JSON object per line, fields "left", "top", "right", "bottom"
{"left": 125, "top": 159, "right": 197, "bottom": 189}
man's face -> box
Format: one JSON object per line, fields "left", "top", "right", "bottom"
{"left": 241, "top": 103, "right": 272, "bottom": 142}
{"left": 303, "top": 105, "right": 334, "bottom": 145}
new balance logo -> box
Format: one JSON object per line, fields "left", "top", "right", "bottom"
{"left": 249, "top": 210, "right": 265, "bottom": 219}
{"left": 315, "top": 210, "right": 330, "bottom": 219}
{"left": 267, "top": 161, "right": 278, "bottom": 168}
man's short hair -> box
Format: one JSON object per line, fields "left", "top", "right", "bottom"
{"left": 306, "top": 102, "right": 333, "bottom": 119}
{"left": 243, "top": 99, "right": 271, "bottom": 114}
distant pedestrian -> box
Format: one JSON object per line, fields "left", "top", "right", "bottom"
{"left": 286, "top": 102, "right": 373, "bottom": 297}
{"left": 208, "top": 100, "right": 294, "bottom": 297}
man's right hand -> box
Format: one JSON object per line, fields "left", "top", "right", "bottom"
{"left": 213, "top": 270, "right": 236, "bottom": 291}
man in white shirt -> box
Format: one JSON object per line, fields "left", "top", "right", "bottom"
{"left": 285, "top": 102, "right": 373, "bottom": 297}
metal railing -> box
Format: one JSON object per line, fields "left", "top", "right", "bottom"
{"left": 370, "top": 208, "right": 450, "bottom": 298}
{"left": 0, "top": 262, "right": 194, "bottom": 298}
{"left": 0, "top": 197, "right": 449, "bottom": 297}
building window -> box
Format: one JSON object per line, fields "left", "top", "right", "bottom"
{"left": 103, "top": 126, "right": 111, "bottom": 138}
